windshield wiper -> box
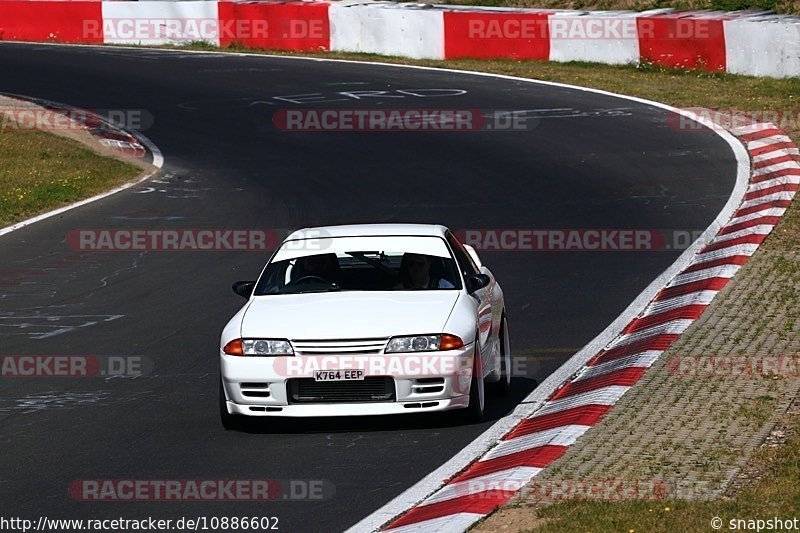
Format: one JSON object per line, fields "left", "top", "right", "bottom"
{"left": 285, "top": 287, "right": 342, "bottom": 295}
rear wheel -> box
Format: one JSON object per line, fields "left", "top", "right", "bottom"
{"left": 219, "top": 377, "right": 244, "bottom": 431}
{"left": 462, "top": 336, "right": 486, "bottom": 422}
{"left": 490, "top": 314, "right": 512, "bottom": 396}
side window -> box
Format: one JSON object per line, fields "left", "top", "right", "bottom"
{"left": 446, "top": 232, "right": 479, "bottom": 277}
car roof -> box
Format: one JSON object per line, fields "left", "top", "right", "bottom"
{"left": 285, "top": 224, "right": 450, "bottom": 241}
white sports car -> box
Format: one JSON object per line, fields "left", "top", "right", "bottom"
{"left": 219, "top": 224, "right": 510, "bottom": 428}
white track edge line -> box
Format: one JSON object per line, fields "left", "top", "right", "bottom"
{"left": 337, "top": 71, "right": 751, "bottom": 533}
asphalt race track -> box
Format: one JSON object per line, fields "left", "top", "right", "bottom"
{"left": 0, "top": 43, "right": 737, "bottom": 532}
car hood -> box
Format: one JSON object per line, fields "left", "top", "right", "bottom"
{"left": 240, "top": 291, "right": 460, "bottom": 339}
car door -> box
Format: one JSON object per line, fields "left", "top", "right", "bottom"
{"left": 446, "top": 232, "right": 495, "bottom": 378}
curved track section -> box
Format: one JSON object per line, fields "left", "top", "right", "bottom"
{"left": 0, "top": 43, "right": 737, "bottom": 532}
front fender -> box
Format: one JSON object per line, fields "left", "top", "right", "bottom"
{"left": 219, "top": 302, "right": 251, "bottom": 353}
{"left": 442, "top": 294, "right": 480, "bottom": 346}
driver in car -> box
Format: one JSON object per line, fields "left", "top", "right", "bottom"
{"left": 395, "top": 253, "right": 455, "bottom": 289}
{"left": 292, "top": 254, "right": 341, "bottom": 286}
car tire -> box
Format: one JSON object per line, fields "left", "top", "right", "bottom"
{"left": 489, "top": 314, "right": 512, "bottom": 396}
{"left": 462, "top": 335, "right": 486, "bottom": 422}
{"left": 219, "top": 377, "right": 244, "bottom": 431}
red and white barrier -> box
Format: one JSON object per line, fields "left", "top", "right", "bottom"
{"left": 724, "top": 15, "right": 800, "bottom": 78}
{"left": 637, "top": 11, "right": 730, "bottom": 71}
{"left": 218, "top": 1, "right": 329, "bottom": 51}
{"left": 0, "top": 1, "right": 798, "bottom": 78}
{"left": 549, "top": 11, "right": 640, "bottom": 65}
{"left": 378, "top": 122, "right": 800, "bottom": 531}
{"left": 330, "top": 3, "right": 443, "bottom": 59}
{"left": 443, "top": 10, "right": 550, "bottom": 60}
{"left": 0, "top": 0, "right": 102, "bottom": 44}
{"left": 101, "top": 1, "right": 220, "bottom": 46}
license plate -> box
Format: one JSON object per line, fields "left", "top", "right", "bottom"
{"left": 314, "top": 369, "right": 365, "bottom": 382}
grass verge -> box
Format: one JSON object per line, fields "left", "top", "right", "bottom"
{"left": 0, "top": 127, "right": 142, "bottom": 228}
{"left": 498, "top": 402, "right": 799, "bottom": 532}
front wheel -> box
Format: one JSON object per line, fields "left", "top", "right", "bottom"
{"left": 462, "top": 337, "right": 486, "bottom": 422}
{"left": 490, "top": 314, "right": 512, "bottom": 396}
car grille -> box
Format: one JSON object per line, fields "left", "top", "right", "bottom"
{"left": 290, "top": 338, "right": 388, "bottom": 356}
{"left": 287, "top": 377, "right": 395, "bottom": 404}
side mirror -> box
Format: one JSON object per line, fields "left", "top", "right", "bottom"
{"left": 463, "top": 244, "right": 482, "bottom": 268}
{"left": 465, "top": 274, "right": 491, "bottom": 294}
{"left": 232, "top": 280, "right": 256, "bottom": 299}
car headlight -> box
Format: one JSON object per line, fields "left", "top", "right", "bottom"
{"left": 385, "top": 334, "right": 464, "bottom": 353}
{"left": 223, "top": 338, "right": 294, "bottom": 356}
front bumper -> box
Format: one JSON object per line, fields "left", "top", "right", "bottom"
{"left": 220, "top": 346, "right": 475, "bottom": 417}
{"left": 225, "top": 395, "right": 470, "bottom": 417}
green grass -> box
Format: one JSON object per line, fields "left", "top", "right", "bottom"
{"left": 525, "top": 421, "right": 800, "bottom": 532}
{"left": 0, "top": 128, "right": 141, "bottom": 227}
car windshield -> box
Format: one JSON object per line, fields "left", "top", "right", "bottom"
{"left": 254, "top": 235, "right": 462, "bottom": 295}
